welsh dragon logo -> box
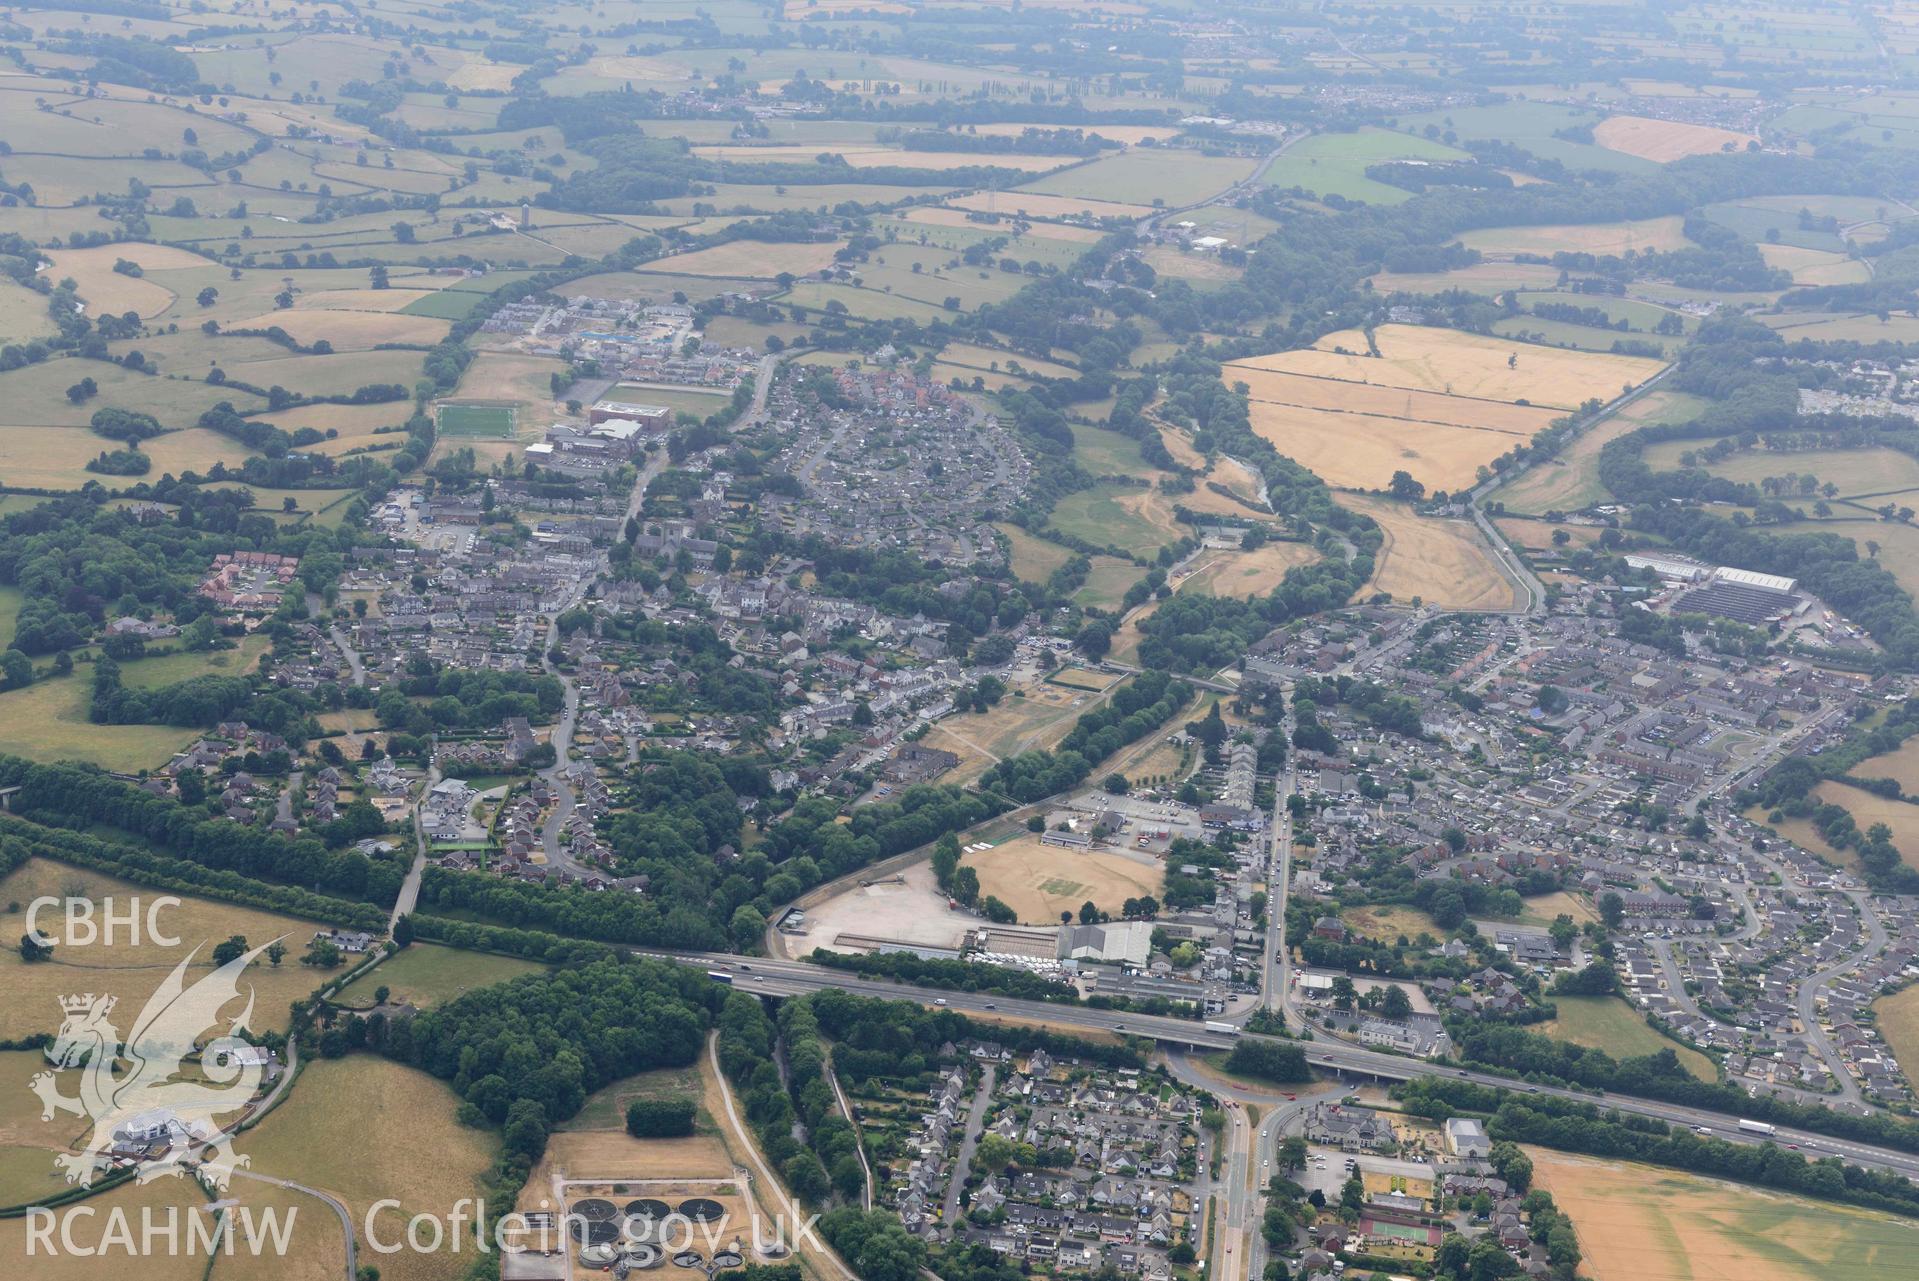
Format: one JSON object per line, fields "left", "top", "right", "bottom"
{"left": 31, "top": 940, "right": 277, "bottom": 1190}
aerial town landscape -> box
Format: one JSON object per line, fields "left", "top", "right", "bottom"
{"left": 12, "top": 1, "right": 1919, "bottom": 1281}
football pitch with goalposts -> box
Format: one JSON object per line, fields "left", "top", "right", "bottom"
{"left": 436, "top": 401, "right": 518, "bottom": 437}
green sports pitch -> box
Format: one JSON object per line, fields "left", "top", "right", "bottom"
{"left": 436, "top": 402, "right": 517, "bottom": 437}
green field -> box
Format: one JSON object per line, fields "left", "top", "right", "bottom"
{"left": 1539, "top": 995, "right": 1717, "bottom": 1081}
{"left": 1017, "top": 148, "right": 1258, "bottom": 206}
{"left": 436, "top": 402, "right": 518, "bottom": 437}
{"left": 1049, "top": 483, "right": 1181, "bottom": 559}
{"left": 334, "top": 943, "right": 546, "bottom": 1011}
{"left": 1389, "top": 103, "right": 1659, "bottom": 175}
{"left": 1497, "top": 389, "right": 1710, "bottom": 515}
{"left": 1264, "top": 127, "right": 1473, "bottom": 204}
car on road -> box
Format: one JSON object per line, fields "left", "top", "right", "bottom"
{"left": 1259, "top": 1130, "right": 1267, "bottom": 1138}
{"left": 934, "top": 998, "right": 948, "bottom": 1006}
{"left": 1695, "top": 1126, "right": 1712, "bottom": 1135}
{"left": 984, "top": 1002, "right": 996, "bottom": 1009}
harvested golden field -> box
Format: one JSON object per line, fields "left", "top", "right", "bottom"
{"left": 642, "top": 237, "right": 844, "bottom": 279}
{"left": 1235, "top": 325, "right": 1664, "bottom": 410}
{"left": 44, "top": 246, "right": 177, "bottom": 316}
{"left": 1241, "top": 397, "right": 1539, "bottom": 492}
{"left": 962, "top": 836, "right": 1163, "bottom": 924}
{"left": 1180, "top": 542, "right": 1321, "bottom": 598}
{"left": 0, "top": 857, "right": 327, "bottom": 1041}
{"left": 1229, "top": 366, "right": 1559, "bottom": 433}
{"left": 1592, "top": 114, "right": 1756, "bottom": 161}
{"left": 1224, "top": 326, "right": 1658, "bottom": 493}
{"left": 228, "top": 308, "right": 452, "bottom": 349}
{"left": 1338, "top": 493, "right": 1522, "bottom": 612}
{"left": 1531, "top": 1149, "right": 1919, "bottom": 1281}
{"left": 947, "top": 190, "right": 1153, "bottom": 220}
{"left": 1456, "top": 215, "right": 1692, "bottom": 258}
{"left": 1757, "top": 242, "right": 1871, "bottom": 286}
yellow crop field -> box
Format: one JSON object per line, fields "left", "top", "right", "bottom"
{"left": 639, "top": 238, "right": 844, "bottom": 278}
{"left": 1338, "top": 493, "right": 1521, "bottom": 611}
{"left": 1757, "top": 243, "right": 1871, "bottom": 286}
{"left": 963, "top": 836, "right": 1164, "bottom": 924}
{"left": 1236, "top": 324, "right": 1665, "bottom": 409}
{"left": 1592, "top": 114, "right": 1756, "bottom": 161}
{"left": 1244, "top": 401, "right": 1526, "bottom": 492}
{"left": 1227, "top": 326, "right": 1659, "bottom": 492}
{"left": 1229, "top": 365, "right": 1559, "bottom": 431}
{"left": 1457, "top": 215, "right": 1692, "bottom": 258}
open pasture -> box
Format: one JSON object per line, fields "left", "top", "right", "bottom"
{"left": 1538, "top": 995, "right": 1716, "bottom": 1080}
{"left": 1337, "top": 493, "right": 1522, "bottom": 612}
{"left": 1760, "top": 311, "right": 1919, "bottom": 343}
{"left": 946, "top": 190, "right": 1154, "bottom": 221}
{"left": 639, "top": 238, "right": 844, "bottom": 279}
{"left": 235, "top": 1056, "right": 495, "bottom": 1281}
{"left": 1757, "top": 242, "right": 1870, "bottom": 286}
{"left": 335, "top": 943, "right": 544, "bottom": 1010}
{"left": 1456, "top": 215, "right": 1691, "bottom": 259}
{"left": 1638, "top": 444, "right": 1919, "bottom": 496}
{"left": 1262, "top": 128, "right": 1471, "bottom": 204}
{"left": 1016, "top": 148, "right": 1258, "bottom": 206}
{"left": 1048, "top": 483, "right": 1183, "bottom": 560}
{"left": 997, "top": 522, "right": 1075, "bottom": 582}
{"left": 1368, "top": 262, "right": 1565, "bottom": 296}
{"left": 0, "top": 857, "right": 328, "bottom": 1041}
